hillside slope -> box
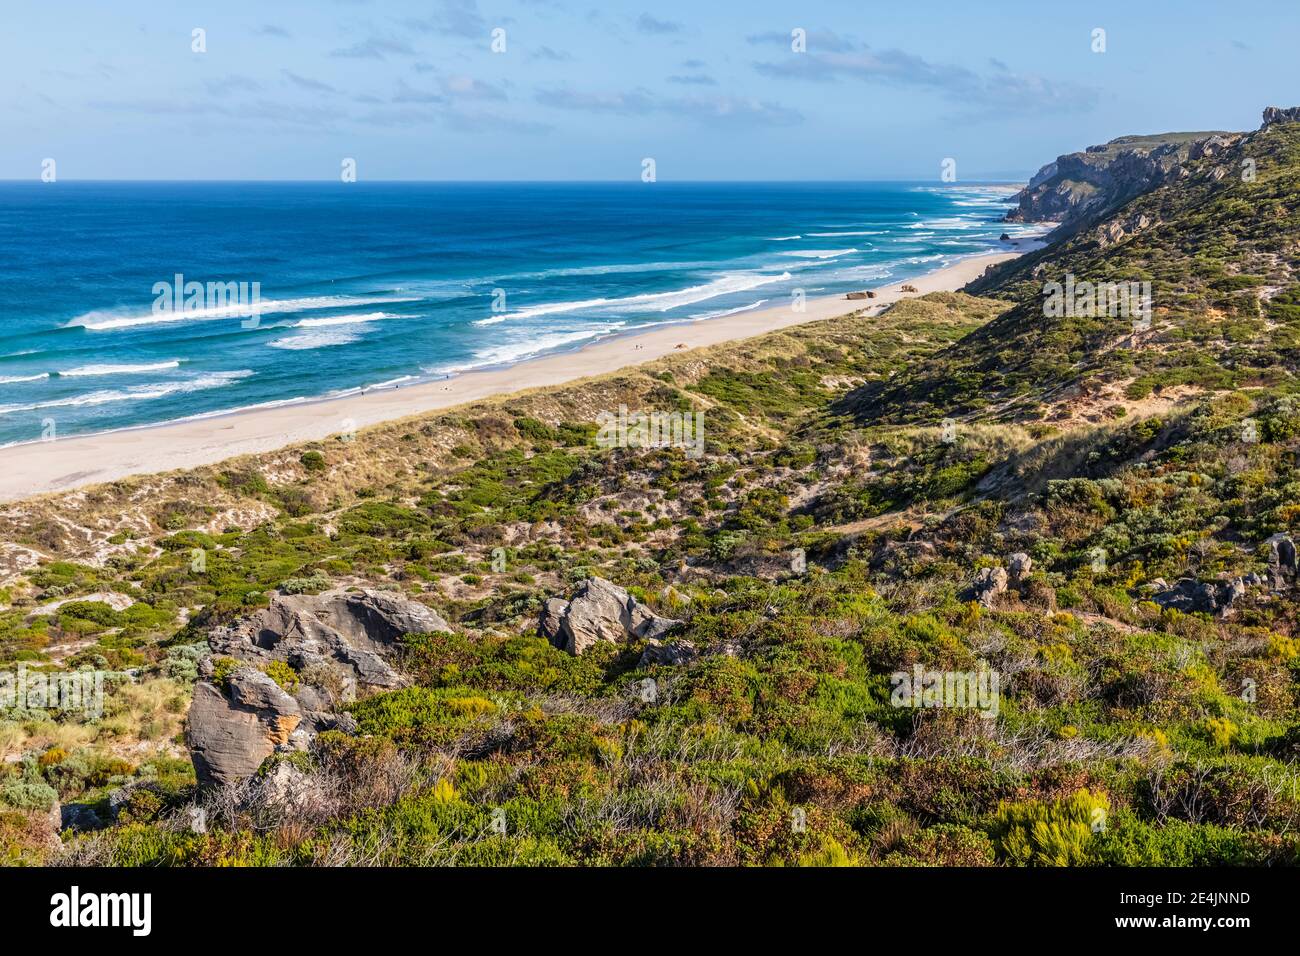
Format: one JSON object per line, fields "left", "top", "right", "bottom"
{"left": 3, "top": 113, "right": 1300, "bottom": 868}
{"left": 846, "top": 109, "right": 1300, "bottom": 427}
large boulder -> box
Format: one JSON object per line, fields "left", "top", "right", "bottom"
{"left": 1149, "top": 577, "right": 1220, "bottom": 614}
{"left": 190, "top": 587, "right": 450, "bottom": 787}
{"left": 968, "top": 567, "right": 1008, "bottom": 609}
{"left": 186, "top": 668, "right": 302, "bottom": 787}
{"left": 209, "top": 588, "right": 451, "bottom": 690}
{"left": 540, "top": 577, "right": 681, "bottom": 655}
{"left": 1149, "top": 575, "right": 1262, "bottom": 617}
{"left": 1266, "top": 534, "right": 1297, "bottom": 589}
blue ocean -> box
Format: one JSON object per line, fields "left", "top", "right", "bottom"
{"left": 0, "top": 182, "right": 1039, "bottom": 447}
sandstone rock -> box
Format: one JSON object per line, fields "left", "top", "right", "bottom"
{"left": 258, "top": 761, "right": 322, "bottom": 814}
{"left": 1148, "top": 576, "right": 1255, "bottom": 617}
{"left": 1150, "top": 577, "right": 1219, "bottom": 614}
{"left": 1007, "top": 552, "right": 1033, "bottom": 583}
{"left": 209, "top": 588, "right": 451, "bottom": 691}
{"left": 227, "top": 668, "right": 300, "bottom": 724}
{"left": 540, "top": 577, "right": 682, "bottom": 655}
{"left": 539, "top": 597, "right": 569, "bottom": 645}
{"left": 1266, "top": 533, "right": 1297, "bottom": 589}
{"left": 969, "top": 567, "right": 1008, "bottom": 609}
{"left": 186, "top": 674, "right": 302, "bottom": 788}
{"left": 999, "top": 131, "right": 1237, "bottom": 237}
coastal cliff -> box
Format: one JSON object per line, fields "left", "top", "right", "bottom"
{"left": 1008, "top": 106, "right": 1300, "bottom": 235}
{"left": 1005, "top": 130, "right": 1239, "bottom": 233}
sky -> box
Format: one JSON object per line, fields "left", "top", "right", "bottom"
{"left": 2, "top": 0, "right": 1296, "bottom": 181}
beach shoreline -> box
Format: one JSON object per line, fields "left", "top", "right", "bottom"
{"left": 0, "top": 245, "right": 1037, "bottom": 502}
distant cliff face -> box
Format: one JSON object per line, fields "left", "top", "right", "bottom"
{"left": 1262, "top": 106, "right": 1300, "bottom": 127}
{"left": 1008, "top": 108, "right": 1300, "bottom": 233}
{"left": 1006, "top": 130, "right": 1239, "bottom": 232}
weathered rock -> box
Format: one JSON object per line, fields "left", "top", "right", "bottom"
{"left": 1262, "top": 106, "right": 1300, "bottom": 128}
{"left": 969, "top": 567, "right": 1008, "bottom": 608}
{"left": 1266, "top": 533, "right": 1297, "bottom": 589}
{"left": 186, "top": 673, "right": 302, "bottom": 788}
{"left": 539, "top": 597, "right": 569, "bottom": 646}
{"left": 209, "top": 588, "right": 450, "bottom": 690}
{"left": 540, "top": 577, "right": 682, "bottom": 655}
{"left": 1150, "top": 577, "right": 1218, "bottom": 613}
{"left": 1007, "top": 552, "right": 1033, "bottom": 584}
{"left": 60, "top": 803, "right": 105, "bottom": 832}
{"left": 999, "top": 131, "right": 1240, "bottom": 237}
{"left": 1148, "top": 576, "right": 1255, "bottom": 617}
{"left": 227, "top": 668, "right": 300, "bottom": 724}
{"left": 258, "top": 761, "right": 323, "bottom": 814}
{"left": 1223, "top": 576, "right": 1248, "bottom": 611}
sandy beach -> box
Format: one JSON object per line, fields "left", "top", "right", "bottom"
{"left": 0, "top": 247, "right": 1033, "bottom": 502}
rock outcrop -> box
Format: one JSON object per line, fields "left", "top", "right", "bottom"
{"left": 209, "top": 588, "right": 451, "bottom": 690}
{"left": 639, "top": 639, "right": 698, "bottom": 666}
{"left": 1007, "top": 552, "right": 1033, "bottom": 584}
{"left": 539, "top": 577, "right": 681, "bottom": 655}
{"left": 187, "top": 587, "right": 450, "bottom": 786}
{"left": 1005, "top": 131, "right": 1238, "bottom": 234}
{"left": 968, "top": 567, "right": 1008, "bottom": 609}
{"left": 1262, "top": 106, "right": 1300, "bottom": 128}
{"left": 1148, "top": 574, "right": 1265, "bottom": 617}
{"left": 187, "top": 669, "right": 302, "bottom": 787}
{"left": 1266, "top": 533, "right": 1297, "bottom": 589}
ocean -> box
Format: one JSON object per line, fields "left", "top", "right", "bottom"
{"left": 0, "top": 181, "right": 1041, "bottom": 447}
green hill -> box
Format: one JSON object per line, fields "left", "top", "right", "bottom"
{"left": 4, "top": 110, "right": 1300, "bottom": 868}
{"left": 847, "top": 112, "right": 1300, "bottom": 426}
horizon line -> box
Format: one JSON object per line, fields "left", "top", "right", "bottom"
{"left": 0, "top": 176, "right": 1032, "bottom": 185}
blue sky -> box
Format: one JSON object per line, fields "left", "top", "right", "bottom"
{"left": 2, "top": 0, "right": 1295, "bottom": 180}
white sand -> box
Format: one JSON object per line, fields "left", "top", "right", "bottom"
{"left": 0, "top": 248, "right": 1033, "bottom": 501}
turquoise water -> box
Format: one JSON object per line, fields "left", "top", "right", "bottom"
{"left": 0, "top": 181, "right": 1038, "bottom": 446}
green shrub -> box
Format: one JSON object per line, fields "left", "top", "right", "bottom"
{"left": 262, "top": 660, "right": 300, "bottom": 691}
{"left": 992, "top": 789, "right": 1110, "bottom": 866}
{"left": 0, "top": 779, "right": 58, "bottom": 812}
{"left": 300, "top": 451, "right": 327, "bottom": 472}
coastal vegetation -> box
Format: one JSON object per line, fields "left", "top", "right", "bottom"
{"left": 3, "top": 113, "right": 1300, "bottom": 867}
